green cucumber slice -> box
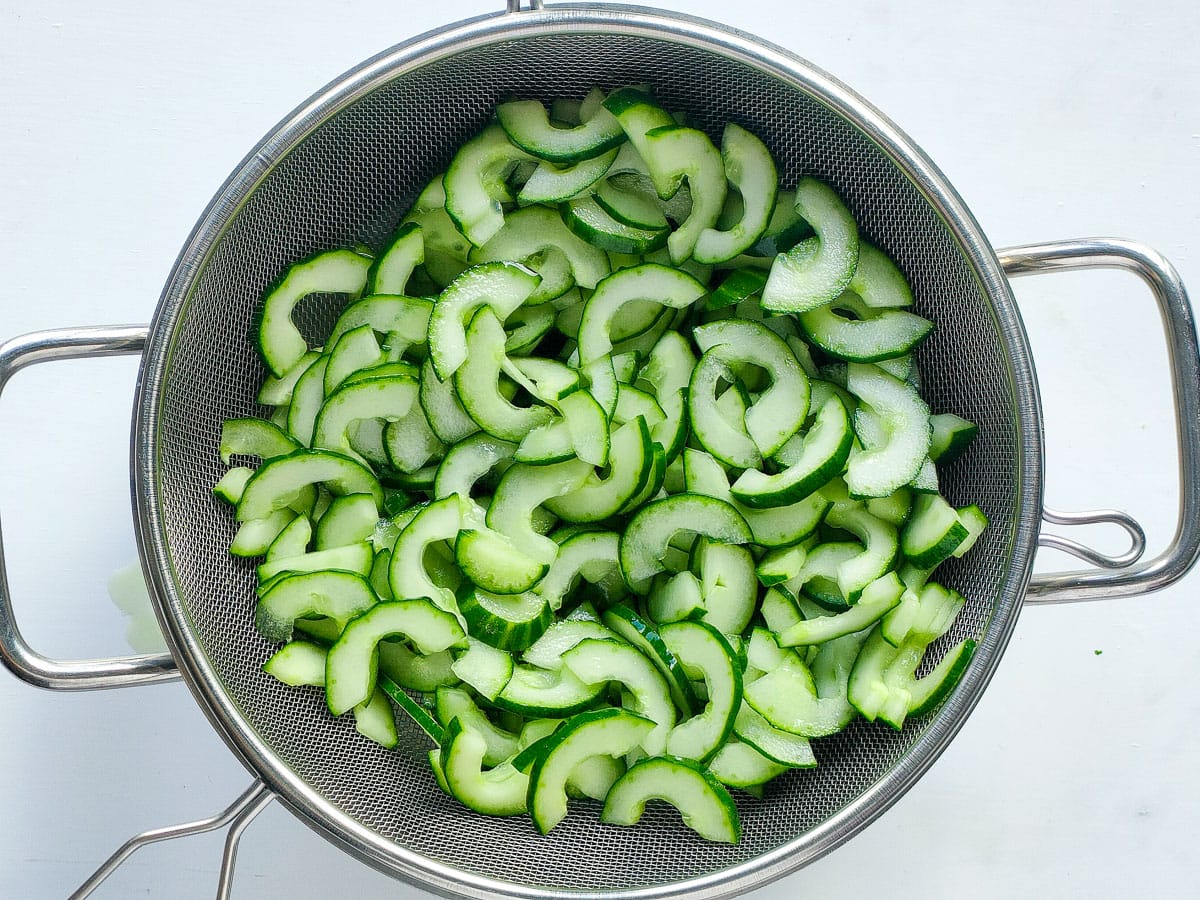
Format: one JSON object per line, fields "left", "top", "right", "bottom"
{"left": 600, "top": 755, "right": 740, "bottom": 844}
{"left": 760, "top": 178, "right": 859, "bottom": 314}
{"left": 256, "top": 249, "right": 371, "bottom": 377}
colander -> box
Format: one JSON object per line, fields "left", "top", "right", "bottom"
{"left": 1, "top": 2, "right": 1198, "bottom": 899}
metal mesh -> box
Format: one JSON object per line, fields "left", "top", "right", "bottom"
{"left": 148, "top": 26, "right": 1022, "bottom": 897}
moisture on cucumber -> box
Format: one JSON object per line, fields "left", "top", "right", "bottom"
{"left": 220, "top": 85, "right": 989, "bottom": 846}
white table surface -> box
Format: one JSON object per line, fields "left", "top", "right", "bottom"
{"left": 1, "top": 0, "right": 1198, "bottom": 897}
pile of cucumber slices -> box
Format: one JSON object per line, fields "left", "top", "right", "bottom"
{"left": 214, "top": 86, "right": 988, "bottom": 844}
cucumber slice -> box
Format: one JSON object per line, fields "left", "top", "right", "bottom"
{"left": 435, "top": 685, "right": 521, "bottom": 766}
{"left": 707, "top": 738, "right": 788, "bottom": 789}
{"left": 492, "top": 662, "right": 606, "bottom": 719}
{"left": 219, "top": 418, "right": 299, "bottom": 465}
{"left": 439, "top": 717, "right": 529, "bottom": 816}
{"left": 798, "top": 290, "right": 933, "bottom": 362}
{"left": 263, "top": 640, "right": 327, "bottom": 687}
{"left": 456, "top": 583, "right": 552, "bottom": 652}
{"left": 693, "top": 123, "right": 778, "bottom": 265}
{"left": 325, "top": 599, "right": 466, "bottom": 715}
{"left": 600, "top": 605, "right": 699, "bottom": 716}
{"left": 255, "top": 570, "right": 379, "bottom": 643}
{"left": 619, "top": 493, "right": 751, "bottom": 589}
{"left": 443, "top": 125, "right": 536, "bottom": 246}
{"left": 777, "top": 572, "right": 904, "bottom": 646}
{"left": 638, "top": 125, "right": 726, "bottom": 265}
{"left": 732, "top": 703, "right": 817, "bottom": 768}
{"left": 901, "top": 493, "right": 970, "bottom": 568}
{"left": 692, "top": 318, "right": 810, "bottom": 458}
{"left": 455, "top": 308, "right": 557, "bottom": 441}
{"left": 473, "top": 205, "right": 611, "bottom": 292}
{"left": 527, "top": 708, "right": 655, "bottom": 834}
{"left": 433, "top": 433, "right": 516, "bottom": 501}
{"left": 600, "top": 756, "right": 740, "bottom": 843}
{"left": 367, "top": 222, "right": 425, "bottom": 296}
{"left": 256, "top": 249, "right": 371, "bottom": 377}
{"left": 543, "top": 417, "right": 653, "bottom": 523}
{"left": 848, "top": 241, "right": 914, "bottom": 309}
{"left": 487, "top": 458, "right": 592, "bottom": 565}
{"left": 659, "top": 621, "right": 742, "bottom": 762}
{"left": 561, "top": 196, "right": 669, "bottom": 254}
{"left": 845, "top": 363, "right": 932, "bottom": 499}
{"left": 237, "top": 451, "right": 382, "bottom": 522}
{"left": 522, "top": 618, "right": 617, "bottom": 671}
{"left": 760, "top": 178, "right": 859, "bottom": 314}
{"left": 258, "top": 350, "right": 321, "bottom": 407}
{"left": 327, "top": 294, "right": 433, "bottom": 357}
{"left": 497, "top": 97, "right": 624, "bottom": 163}
{"left": 429, "top": 261, "right": 541, "bottom": 381}
{"left": 561, "top": 638, "right": 676, "bottom": 756}
{"left": 518, "top": 149, "right": 619, "bottom": 205}
{"left": 451, "top": 637, "right": 514, "bottom": 701}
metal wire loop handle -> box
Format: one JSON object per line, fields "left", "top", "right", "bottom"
{"left": 70, "top": 781, "right": 274, "bottom": 900}
{"left": 506, "top": 0, "right": 545, "bottom": 12}
{"left": 1000, "top": 238, "right": 1200, "bottom": 604}
{"left": 1038, "top": 506, "right": 1147, "bottom": 570}
{"left": 0, "top": 325, "right": 180, "bottom": 690}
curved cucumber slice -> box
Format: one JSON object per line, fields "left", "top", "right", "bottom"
{"left": 255, "top": 570, "right": 378, "bottom": 643}
{"left": 455, "top": 583, "right": 552, "bottom": 652}
{"left": 312, "top": 376, "right": 419, "bottom": 464}
{"left": 693, "top": 318, "right": 810, "bottom": 458}
{"left": 619, "top": 493, "right": 752, "bottom": 589}
{"left": 600, "top": 756, "right": 740, "bottom": 844}
{"left": 660, "top": 621, "right": 742, "bottom": 762}
{"left": 577, "top": 264, "right": 706, "bottom": 364}
{"left": 799, "top": 291, "right": 933, "bottom": 362}
{"left": 455, "top": 528, "right": 547, "bottom": 596}
{"left": 845, "top": 363, "right": 932, "bottom": 499}
{"left": 237, "top": 451, "right": 381, "bottom": 522}
{"left": 777, "top": 572, "right": 904, "bottom": 647}
{"left": 473, "top": 205, "right": 611, "bottom": 292}
{"left": 562, "top": 638, "right": 676, "bottom": 756}
{"left": 693, "top": 123, "right": 778, "bottom": 265}
{"left": 433, "top": 432, "right": 516, "bottom": 501}
{"left": 327, "top": 294, "right": 433, "bottom": 356}
{"left": 522, "top": 618, "right": 617, "bottom": 671}
{"left": 518, "top": 148, "right": 619, "bottom": 205}
{"left": 543, "top": 417, "right": 653, "bottom": 524}
{"left": 219, "top": 418, "right": 299, "bottom": 465}
{"left": 367, "top": 222, "right": 425, "bottom": 295}
{"left": 439, "top": 717, "right": 529, "bottom": 816}
{"left": 497, "top": 97, "right": 624, "bottom": 164}
{"left": 760, "top": 178, "right": 859, "bottom": 314}
{"left": 707, "top": 737, "right": 788, "bottom": 789}
{"left": 443, "top": 125, "right": 535, "bottom": 246}
{"left": 326, "top": 599, "right": 466, "bottom": 715}
{"left": 493, "top": 662, "right": 605, "bottom": 718}
{"left": 435, "top": 685, "right": 521, "bottom": 766}
{"left": 487, "top": 458, "right": 593, "bottom": 565}
{"left": 527, "top": 708, "right": 655, "bottom": 834}
{"left": 455, "top": 308, "right": 557, "bottom": 441}
{"left": 601, "top": 605, "right": 699, "bottom": 716}
{"left": 849, "top": 241, "right": 914, "bottom": 309}
{"left": 388, "top": 495, "right": 466, "bottom": 614}
{"left": 263, "top": 640, "right": 327, "bottom": 686}
{"left": 428, "top": 261, "right": 541, "bottom": 381}
{"left": 256, "top": 249, "right": 371, "bottom": 377}
{"left": 732, "top": 395, "right": 853, "bottom": 509}
{"left": 637, "top": 125, "right": 726, "bottom": 265}
{"left": 732, "top": 703, "right": 816, "bottom": 768}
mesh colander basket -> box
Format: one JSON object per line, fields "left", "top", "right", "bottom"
{"left": 1, "top": 3, "right": 1197, "bottom": 899}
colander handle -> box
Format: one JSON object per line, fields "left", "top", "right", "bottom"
{"left": 998, "top": 238, "right": 1200, "bottom": 604}
{"left": 0, "top": 325, "right": 181, "bottom": 689}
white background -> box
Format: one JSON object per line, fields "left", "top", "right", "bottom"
{"left": 1, "top": 0, "right": 1198, "bottom": 897}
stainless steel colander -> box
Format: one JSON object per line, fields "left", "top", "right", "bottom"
{"left": 2, "top": 2, "right": 1199, "bottom": 898}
